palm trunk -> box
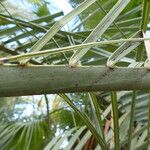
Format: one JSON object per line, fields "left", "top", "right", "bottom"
{"left": 0, "top": 65, "right": 149, "bottom": 97}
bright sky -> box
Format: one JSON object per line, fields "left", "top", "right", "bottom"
{"left": 7, "top": 0, "right": 77, "bottom": 30}
{"left": 8, "top": 0, "right": 73, "bottom": 15}
{"left": 49, "top": 0, "right": 73, "bottom": 14}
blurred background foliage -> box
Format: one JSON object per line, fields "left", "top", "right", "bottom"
{"left": 0, "top": 0, "right": 150, "bottom": 149}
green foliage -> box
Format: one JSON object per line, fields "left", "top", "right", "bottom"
{"left": 35, "top": 4, "right": 50, "bottom": 17}
{"left": 51, "top": 109, "right": 84, "bottom": 128}
{"left": 0, "top": 120, "right": 49, "bottom": 150}
{"left": 0, "top": 0, "right": 150, "bottom": 149}
{"left": 27, "top": 0, "right": 41, "bottom": 5}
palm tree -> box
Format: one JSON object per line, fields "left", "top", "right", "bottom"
{"left": 0, "top": 0, "right": 150, "bottom": 149}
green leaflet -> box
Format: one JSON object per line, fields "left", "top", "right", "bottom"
{"left": 1, "top": 37, "right": 149, "bottom": 63}
{"left": 23, "top": 0, "right": 97, "bottom": 63}
{"left": 143, "top": 32, "right": 150, "bottom": 69}
{"left": 69, "top": 0, "right": 131, "bottom": 65}
{"left": 141, "top": 0, "right": 150, "bottom": 31}
{"left": 59, "top": 94, "right": 109, "bottom": 150}
{"left": 107, "top": 31, "right": 141, "bottom": 68}
{"left": 111, "top": 91, "right": 120, "bottom": 150}
{"left": 127, "top": 91, "right": 137, "bottom": 150}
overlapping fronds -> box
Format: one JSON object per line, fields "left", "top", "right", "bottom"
{"left": 0, "top": 0, "right": 150, "bottom": 149}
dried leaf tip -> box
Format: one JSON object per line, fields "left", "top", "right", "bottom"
{"left": 106, "top": 61, "right": 115, "bottom": 69}
{"left": 69, "top": 61, "right": 78, "bottom": 68}
{"left": 144, "top": 59, "right": 150, "bottom": 71}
